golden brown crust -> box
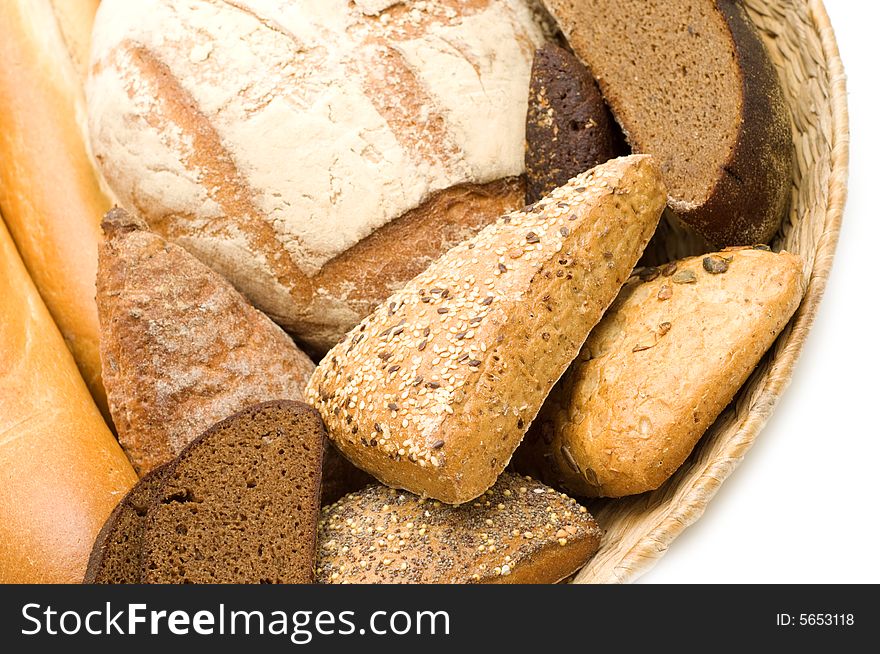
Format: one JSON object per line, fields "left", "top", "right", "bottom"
{"left": 514, "top": 248, "right": 805, "bottom": 497}
{"left": 0, "top": 216, "right": 136, "bottom": 583}
{"left": 317, "top": 473, "right": 601, "bottom": 584}
{"left": 307, "top": 155, "right": 666, "bottom": 504}
{"left": 0, "top": 0, "right": 112, "bottom": 417}
{"left": 98, "top": 209, "right": 315, "bottom": 476}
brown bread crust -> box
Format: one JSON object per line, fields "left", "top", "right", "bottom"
{"left": 525, "top": 42, "right": 624, "bottom": 203}
{"left": 317, "top": 473, "right": 601, "bottom": 584}
{"left": 83, "top": 465, "right": 169, "bottom": 584}
{"left": 542, "top": 0, "right": 793, "bottom": 247}
{"left": 140, "top": 401, "right": 324, "bottom": 584}
{"left": 307, "top": 156, "right": 666, "bottom": 504}
{"left": 97, "top": 208, "right": 316, "bottom": 476}
{"left": 514, "top": 248, "right": 805, "bottom": 497}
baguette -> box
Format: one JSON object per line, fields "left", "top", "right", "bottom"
{"left": 307, "top": 155, "right": 666, "bottom": 504}
{"left": 317, "top": 473, "right": 601, "bottom": 584}
{"left": 515, "top": 248, "right": 805, "bottom": 497}
{"left": 0, "top": 215, "right": 136, "bottom": 583}
{"left": 0, "top": 0, "right": 112, "bottom": 417}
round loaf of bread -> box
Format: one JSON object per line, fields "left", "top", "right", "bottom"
{"left": 88, "top": 0, "right": 551, "bottom": 351}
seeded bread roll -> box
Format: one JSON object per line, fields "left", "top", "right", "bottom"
{"left": 317, "top": 473, "right": 601, "bottom": 584}
{"left": 141, "top": 401, "right": 324, "bottom": 584}
{"left": 98, "top": 209, "right": 316, "bottom": 476}
{"left": 514, "top": 248, "right": 805, "bottom": 497}
{"left": 88, "top": 0, "right": 554, "bottom": 352}
{"left": 307, "top": 155, "right": 666, "bottom": 504}
{"left": 84, "top": 465, "right": 169, "bottom": 584}
{"left": 541, "top": 0, "right": 793, "bottom": 246}
{"left": 525, "top": 42, "right": 625, "bottom": 203}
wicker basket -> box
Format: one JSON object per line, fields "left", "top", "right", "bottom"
{"left": 573, "top": 0, "right": 850, "bottom": 584}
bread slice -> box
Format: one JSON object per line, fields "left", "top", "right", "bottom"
{"left": 317, "top": 472, "right": 601, "bottom": 584}
{"left": 514, "top": 248, "right": 805, "bottom": 497}
{"left": 542, "top": 0, "right": 792, "bottom": 246}
{"left": 526, "top": 42, "right": 625, "bottom": 203}
{"left": 140, "top": 401, "right": 324, "bottom": 584}
{"left": 307, "top": 155, "right": 666, "bottom": 504}
{"left": 97, "top": 208, "right": 316, "bottom": 476}
{"left": 83, "top": 465, "right": 169, "bottom": 584}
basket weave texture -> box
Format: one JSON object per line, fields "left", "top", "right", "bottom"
{"left": 574, "top": 0, "right": 849, "bottom": 584}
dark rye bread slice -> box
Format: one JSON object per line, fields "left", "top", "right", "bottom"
{"left": 526, "top": 42, "right": 625, "bottom": 204}
{"left": 542, "top": 0, "right": 793, "bottom": 246}
{"left": 140, "top": 401, "right": 324, "bottom": 584}
{"left": 317, "top": 473, "right": 602, "bottom": 584}
{"left": 83, "top": 465, "right": 169, "bottom": 584}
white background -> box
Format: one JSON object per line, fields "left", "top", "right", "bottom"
{"left": 642, "top": 1, "right": 880, "bottom": 583}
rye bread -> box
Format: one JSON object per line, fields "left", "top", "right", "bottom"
{"left": 140, "top": 401, "right": 324, "bottom": 584}
{"left": 83, "top": 465, "right": 169, "bottom": 584}
{"left": 526, "top": 43, "right": 625, "bottom": 203}
{"left": 541, "top": 0, "right": 793, "bottom": 246}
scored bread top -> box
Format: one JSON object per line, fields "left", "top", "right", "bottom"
{"left": 317, "top": 472, "right": 601, "bottom": 584}
{"left": 307, "top": 155, "right": 666, "bottom": 504}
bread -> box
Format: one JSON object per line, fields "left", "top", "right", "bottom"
{"left": 0, "top": 215, "right": 136, "bottom": 584}
{"left": 140, "top": 401, "right": 324, "bottom": 584}
{"left": 321, "top": 443, "right": 377, "bottom": 507}
{"left": 84, "top": 465, "right": 169, "bottom": 584}
{"left": 0, "top": 0, "right": 113, "bottom": 416}
{"left": 541, "top": 0, "right": 793, "bottom": 247}
{"left": 317, "top": 473, "right": 601, "bottom": 584}
{"left": 87, "top": 0, "right": 555, "bottom": 352}
{"left": 525, "top": 42, "right": 625, "bottom": 203}
{"left": 97, "top": 208, "right": 316, "bottom": 476}
{"left": 307, "top": 155, "right": 666, "bottom": 504}
{"left": 514, "top": 247, "right": 805, "bottom": 497}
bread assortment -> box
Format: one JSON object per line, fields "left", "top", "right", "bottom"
{"left": 1, "top": 0, "right": 807, "bottom": 584}
{"left": 308, "top": 156, "right": 665, "bottom": 504}
{"left": 318, "top": 473, "right": 601, "bottom": 584}
{"left": 515, "top": 248, "right": 805, "bottom": 496}
{"left": 541, "top": 0, "right": 793, "bottom": 247}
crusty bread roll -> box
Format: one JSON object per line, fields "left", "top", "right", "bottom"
{"left": 307, "top": 156, "right": 666, "bottom": 504}
{"left": 0, "top": 214, "right": 136, "bottom": 584}
{"left": 87, "top": 0, "right": 553, "bottom": 352}
{"left": 515, "top": 248, "right": 805, "bottom": 497}
{"left": 317, "top": 473, "right": 601, "bottom": 584}
{"left": 0, "top": 0, "right": 113, "bottom": 417}
{"left": 98, "top": 209, "right": 316, "bottom": 477}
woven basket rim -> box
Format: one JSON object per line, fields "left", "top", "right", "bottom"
{"left": 576, "top": 0, "right": 851, "bottom": 584}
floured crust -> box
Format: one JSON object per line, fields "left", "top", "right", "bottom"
{"left": 515, "top": 248, "right": 805, "bottom": 497}
{"left": 97, "top": 209, "right": 316, "bottom": 476}
{"left": 307, "top": 155, "right": 666, "bottom": 504}
{"left": 88, "top": 0, "right": 551, "bottom": 350}
{"left": 317, "top": 473, "right": 601, "bottom": 583}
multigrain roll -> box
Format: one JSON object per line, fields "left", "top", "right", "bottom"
{"left": 88, "top": 0, "right": 555, "bottom": 352}
{"left": 515, "top": 248, "right": 805, "bottom": 497}
{"left": 307, "top": 155, "right": 666, "bottom": 504}
{"left": 317, "top": 473, "right": 601, "bottom": 584}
